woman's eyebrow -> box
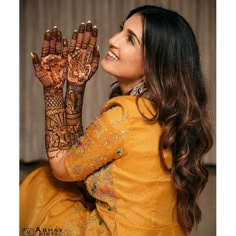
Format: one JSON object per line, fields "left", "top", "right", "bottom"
{"left": 127, "top": 28, "right": 141, "bottom": 45}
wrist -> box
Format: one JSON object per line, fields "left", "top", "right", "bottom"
{"left": 44, "top": 86, "right": 63, "bottom": 96}
{"left": 67, "top": 82, "right": 86, "bottom": 92}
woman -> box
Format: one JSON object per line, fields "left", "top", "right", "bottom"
{"left": 20, "top": 5, "right": 213, "bottom": 235}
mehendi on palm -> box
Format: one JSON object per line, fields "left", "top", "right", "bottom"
{"left": 31, "top": 26, "right": 70, "bottom": 158}
{"left": 66, "top": 21, "right": 100, "bottom": 145}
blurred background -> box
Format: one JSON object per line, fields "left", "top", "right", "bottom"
{"left": 20, "top": 0, "right": 216, "bottom": 235}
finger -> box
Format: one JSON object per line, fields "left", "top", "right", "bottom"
{"left": 56, "top": 30, "right": 62, "bottom": 55}
{"left": 31, "top": 52, "right": 52, "bottom": 86}
{"left": 49, "top": 26, "right": 58, "bottom": 54}
{"left": 76, "top": 22, "right": 85, "bottom": 49}
{"left": 62, "top": 37, "right": 69, "bottom": 57}
{"left": 82, "top": 20, "right": 92, "bottom": 49}
{"left": 31, "top": 51, "right": 40, "bottom": 64}
{"left": 69, "top": 30, "right": 78, "bottom": 53}
{"left": 88, "top": 25, "right": 98, "bottom": 51}
{"left": 41, "top": 30, "right": 51, "bottom": 57}
{"left": 91, "top": 46, "right": 100, "bottom": 73}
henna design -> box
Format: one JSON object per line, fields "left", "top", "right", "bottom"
{"left": 45, "top": 95, "right": 70, "bottom": 151}
{"left": 34, "top": 54, "right": 67, "bottom": 89}
{"left": 76, "top": 23, "right": 85, "bottom": 49}
{"left": 85, "top": 50, "right": 93, "bottom": 64}
{"left": 67, "top": 21, "right": 99, "bottom": 85}
{"left": 82, "top": 21, "right": 92, "bottom": 49}
{"left": 62, "top": 38, "right": 69, "bottom": 58}
{"left": 49, "top": 26, "right": 58, "bottom": 54}
{"left": 68, "top": 50, "right": 92, "bottom": 84}
{"left": 41, "top": 30, "right": 51, "bottom": 57}
{"left": 32, "top": 27, "right": 71, "bottom": 160}
{"left": 56, "top": 30, "right": 62, "bottom": 55}
{"left": 45, "top": 95, "right": 64, "bottom": 109}
{"left": 69, "top": 39, "right": 77, "bottom": 52}
{"left": 41, "top": 40, "right": 50, "bottom": 57}
{"left": 65, "top": 84, "right": 85, "bottom": 145}
{"left": 33, "top": 63, "right": 42, "bottom": 72}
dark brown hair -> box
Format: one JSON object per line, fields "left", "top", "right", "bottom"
{"left": 126, "top": 5, "right": 213, "bottom": 232}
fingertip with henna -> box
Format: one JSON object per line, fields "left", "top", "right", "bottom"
{"left": 63, "top": 38, "right": 68, "bottom": 47}
{"left": 57, "top": 30, "right": 62, "bottom": 41}
{"left": 94, "top": 46, "right": 100, "bottom": 57}
{"left": 44, "top": 30, "right": 51, "bottom": 40}
{"left": 51, "top": 26, "right": 58, "bottom": 38}
{"left": 31, "top": 52, "right": 40, "bottom": 64}
{"left": 92, "top": 26, "right": 98, "bottom": 37}
{"left": 72, "top": 31, "right": 78, "bottom": 39}
{"left": 86, "top": 21, "right": 92, "bottom": 32}
{"left": 78, "top": 23, "right": 85, "bottom": 33}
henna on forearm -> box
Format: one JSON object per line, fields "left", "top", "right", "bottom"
{"left": 65, "top": 83, "right": 85, "bottom": 145}
{"left": 65, "top": 22, "right": 99, "bottom": 146}
{"left": 44, "top": 87, "right": 71, "bottom": 153}
{"left": 32, "top": 27, "right": 71, "bottom": 163}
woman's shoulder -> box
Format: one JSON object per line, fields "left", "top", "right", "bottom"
{"left": 101, "top": 95, "right": 155, "bottom": 113}
{"left": 101, "top": 95, "right": 156, "bottom": 120}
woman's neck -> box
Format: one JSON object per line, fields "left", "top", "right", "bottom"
{"left": 118, "top": 78, "right": 144, "bottom": 95}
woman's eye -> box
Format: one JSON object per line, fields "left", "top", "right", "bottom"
{"left": 127, "top": 35, "right": 134, "bottom": 45}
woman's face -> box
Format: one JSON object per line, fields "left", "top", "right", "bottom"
{"left": 101, "top": 14, "right": 144, "bottom": 87}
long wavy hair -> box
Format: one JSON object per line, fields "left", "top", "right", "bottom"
{"left": 125, "top": 5, "right": 213, "bottom": 232}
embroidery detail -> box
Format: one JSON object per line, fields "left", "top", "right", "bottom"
{"left": 116, "top": 149, "right": 123, "bottom": 155}
{"left": 86, "top": 165, "right": 115, "bottom": 201}
{"left": 66, "top": 114, "right": 126, "bottom": 180}
{"left": 85, "top": 164, "right": 116, "bottom": 234}
{"left": 110, "top": 111, "right": 128, "bottom": 126}
{"left": 130, "top": 82, "right": 153, "bottom": 100}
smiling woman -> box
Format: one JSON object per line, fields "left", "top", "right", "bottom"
{"left": 20, "top": 5, "right": 213, "bottom": 236}
{"left": 101, "top": 14, "right": 145, "bottom": 94}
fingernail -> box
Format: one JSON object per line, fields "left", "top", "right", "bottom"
{"left": 87, "top": 20, "right": 91, "bottom": 23}
{"left": 53, "top": 26, "right": 58, "bottom": 28}
{"left": 81, "top": 22, "right": 85, "bottom": 25}
{"left": 46, "top": 29, "right": 50, "bottom": 32}
{"left": 30, "top": 52, "right": 34, "bottom": 58}
{"left": 97, "top": 46, "right": 100, "bottom": 51}
{"left": 93, "top": 25, "right": 97, "bottom": 28}
{"left": 73, "top": 30, "right": 78, "bottom": 32}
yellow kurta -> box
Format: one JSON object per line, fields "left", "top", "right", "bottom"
{"left": 20, "top": 96, "right": 186, "bottom": 236}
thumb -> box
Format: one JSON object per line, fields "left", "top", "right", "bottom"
{"left": 31, "top": 52, "right": 40, "bottom": 65}
{"left": 31, "top": 52, "right": 42, "bottom": 72}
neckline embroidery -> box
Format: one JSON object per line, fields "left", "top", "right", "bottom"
{"left": 130, "top": 82, "right": 153, "bottom": 101}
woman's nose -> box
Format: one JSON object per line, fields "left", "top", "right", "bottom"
{"left": 108, "top": 32, "right": 120, "bottom": 48}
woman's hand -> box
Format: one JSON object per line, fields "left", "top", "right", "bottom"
{"left": 68, "top": 21, "right": 100, "bottom": 85}
{"left": 31, "top": 26, "right": 69, "bottom": 90}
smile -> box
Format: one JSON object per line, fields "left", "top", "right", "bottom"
{"left": 107, "top": 50, "right": 119, "bottom": 60}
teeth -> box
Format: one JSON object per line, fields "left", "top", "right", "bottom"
{"left": 108, "top": 51, "right": 119, "bottom": 60}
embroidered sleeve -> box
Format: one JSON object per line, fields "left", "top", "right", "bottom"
{"left": 64, "top": 105, "right": 128, "bottom": 181}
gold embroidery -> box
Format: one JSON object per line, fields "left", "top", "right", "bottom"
{"left": 65, "top": 102, "right": 127, "bottom": 182}
{"left": 86, "top": 165, "right": 115, "bottom": 202}
{"left": 110, "top": 110, "right": 128, "bottom": 126}
{"left": 84, "top": 164, "right": 116, "bottom": 234}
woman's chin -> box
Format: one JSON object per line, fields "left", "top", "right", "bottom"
{"left": 101, "top": 59, "right": 114, "bottom": 76}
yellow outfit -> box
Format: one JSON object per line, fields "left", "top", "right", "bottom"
{"left": 20, "top": 96, "right": 186, "bottom": 236}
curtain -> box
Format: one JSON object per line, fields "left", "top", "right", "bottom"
{"left": 20, "top": 0, "right": 216, "bottom": 164}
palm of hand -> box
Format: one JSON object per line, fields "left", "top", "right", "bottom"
{"left": 32, "top": 23, "right": 99, "bottom": 89}
{"left": 32, "top": 27, "right": 69, "bottom": 90}
{"left": 37, "top": 54, "right": 67, "bottom": 89}
{"left": 68, "top": 50, "right": 92, "bottom": 85}
{"left": 67, "top": 21, "right": 99, "bottom": 86}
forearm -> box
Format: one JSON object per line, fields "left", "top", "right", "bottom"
{"left": 44, "top": 87, "right": 71, "bottom": 152}
{"left": 65, "top": 83, "right": 86, "bottom": 145}
{"left": 44, "top": 87, "right": 75, "bottom": 181}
